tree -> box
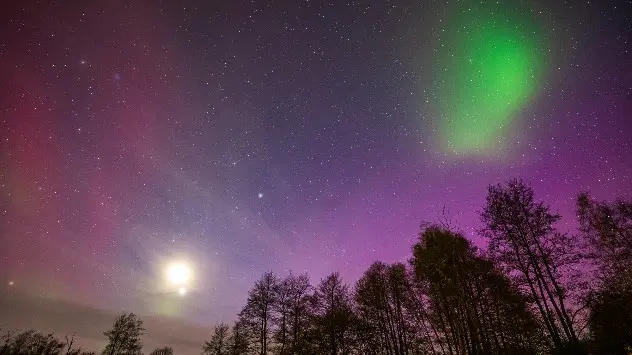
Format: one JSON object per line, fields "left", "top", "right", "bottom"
{"left": 311, "top": 272, "right": 356, "bottom": 355}
{"left": 203, "top": 323, "right": 230, "bottom": 355}
{"left": 587, "top": 277, "right": 632, "bottom": 355}
{"left": 0, "top": 330, "right": 63, "bottom": 355}
{"left": 273, "top": 276, "right": 291, "bottom": 355}
{"left": 577, "top": 193, "right": 632, "bottom": 354}
{"left": 577, "top": 192, "right": 632, "bottom": 276}
{"left": 481, "top": 179, "right": 579, "bottom": 350}
{"left": 148, "top": 347, "right": 173, "bottom": 355}
{"left": 273, "top": 273, "right": 313, "bottom": 354}
{"left": 238, "top": 272, "right": 278, "bottom": 355}
{"left": 411, "top": 225, "right": 543, "bottom": 355}
{"left": 355, "top": 262, "right": 414, "bottom": 355}
{"left": 0, "top": 330, "right": 93, "bottom": 355}
{"left": 101, "top": 313, "right": 144, "bottom": 355}
{"left": 227, "top": 321, "right": 249, "bottom": 355}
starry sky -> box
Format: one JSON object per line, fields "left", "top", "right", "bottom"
{"left": 1, "top": 0, "right": 631, "bottom": 353}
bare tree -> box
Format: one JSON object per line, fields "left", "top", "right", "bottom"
{"left": 312, "top": 272, "right": 356, "bottom": 355}
{"left": 203, "top": 323, "right": 230, "bottom": 355}
{"left": 272, "top": 273, "right": 312, "bottom": 354}
{"left": 101, "top": 313, "right": 144, "bottom": 355}
{"left": 355, "top": 262, "right": 414, "bottom": 355}
{"left": 227, "top": 321, "right": 249, "bottom": 355}
{"left": 238, "top": 272, "right": 278, "bottom": 355}
{"left": 481, "top": 179, "right": 579, "bottom": 350}
{"left": 0, "top": 330, "right": 94, "bottom": 355}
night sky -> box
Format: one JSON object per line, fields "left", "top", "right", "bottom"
{"left": 1, "top": 0, "right": 631, "bottom": 353}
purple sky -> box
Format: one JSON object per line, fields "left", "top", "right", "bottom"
{"left": 1, "top": 0, "right": 631, "bottom": 354}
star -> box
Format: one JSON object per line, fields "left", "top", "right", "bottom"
{"left": 258, "top": 193, "right": 263, "bottom": 199}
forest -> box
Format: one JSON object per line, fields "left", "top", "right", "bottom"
{"left": 1, "top": 179, "right": 631, "bottom": 355}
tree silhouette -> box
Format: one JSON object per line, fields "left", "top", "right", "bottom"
{"left": 101, "top": 313, "right": 144, "bottom": 355}
{"left": 0, "top": 330, "right": 93, "bottom": 355}
{"left": 578, "top": 193, "right": 632, "bottom": 354}
{"left": 311, "top": 272, "right": 356, "bottom": 355}
{"left": 0, "top": 330, "right": 64, "bottom": 355}
{"left": 411, "top": 225, "right": 543, "bottom": 355}
{"left": 7, "top": 181, "right": 632, "bottom": 355}
{"left": 577, "top": 192, "right": 632, "bottom": 276}
{"left": 203, "top": 323, "right": 230, "bottom": 355}
{"left": 226, "top": 321, "right": 249, "bottom": 355}
{"left": 273, "top": 276, "right": 291, "bottom": 355}
{"left": 148, "top": 347, "right": 172, "bottom": 355}
{"left": 238, "top": 272, "right": 278, "bottom": 355}
{"left": 274, "top": 273, "right": 313, "bottom": 354}
{"left": 481, "top": 179, "right": 579, "bottom": 350}
{"left": 355, "top": 262, "right": 414, "bottom": 355}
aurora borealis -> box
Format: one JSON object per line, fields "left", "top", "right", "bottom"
{"left": 435, "top": 4, "right": 544, "bottom": 155}
{"left": 1, "top": 0, "right": 631, "bottom": 353}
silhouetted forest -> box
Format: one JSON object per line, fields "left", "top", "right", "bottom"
{"left": 2, "top": 180, "right": 631, "bottom": 355}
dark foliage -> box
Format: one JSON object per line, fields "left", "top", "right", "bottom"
{"left": 578, "top": 193, "right": 632, "bottom": 354}
{"left": 411, "top": 226, "right": 543, "bottom": 355}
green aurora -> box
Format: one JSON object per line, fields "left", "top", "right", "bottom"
{"left": 435, "top": 4, "right": 544, "bottom": 155}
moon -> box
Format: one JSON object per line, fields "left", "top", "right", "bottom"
{"left": 166, "top": 262, "right": 191, "bottom": 286}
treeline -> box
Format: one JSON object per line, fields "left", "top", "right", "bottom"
{"left": 0, "top": 330, "right": 94, "bottom": 355}
{"left": 2, "top": 179, "right": 630, "bottom": 355}
{"left": 1, "top": 313, "right": 169, "bottom": 355}
{"left": 207, "top": 180, "right": 631, "bottom": 355}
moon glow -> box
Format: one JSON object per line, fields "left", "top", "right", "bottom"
{"left": 166, "top": 262, "right": 191, "bottom": 286}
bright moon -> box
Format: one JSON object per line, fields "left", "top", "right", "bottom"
{"left": 166, "top": 262, "right": 191, "bottom": 286}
